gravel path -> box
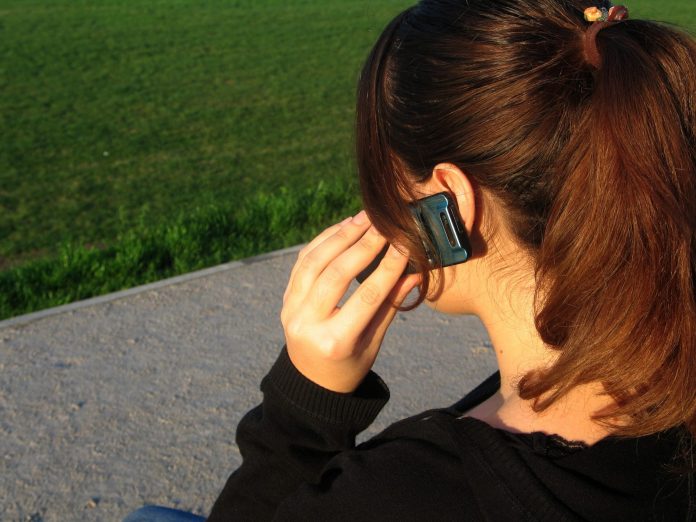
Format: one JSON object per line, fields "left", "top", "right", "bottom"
{"left": 0, "top": 246, "right": 495, "bottom": 522}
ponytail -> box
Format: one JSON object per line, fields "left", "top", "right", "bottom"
{"left": 523, "top": 20, "right": 696, "bottom": 441}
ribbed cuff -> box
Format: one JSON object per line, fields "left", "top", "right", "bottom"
{"left": 261, "top": 346, "right": 390, "bottom": 428}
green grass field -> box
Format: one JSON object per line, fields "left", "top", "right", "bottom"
{"left": 1, "top": 0, "right": 411, "bottom": 266}
{"left": 1, "top": 0, "right": 694, "bottom": 320}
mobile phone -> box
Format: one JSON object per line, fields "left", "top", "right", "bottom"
{"left": 355, "top": 192, "right": 472, "bottom": 284}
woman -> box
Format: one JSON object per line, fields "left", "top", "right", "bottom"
{"left": 207, "top": 0, "right": 696, "bottom": 519}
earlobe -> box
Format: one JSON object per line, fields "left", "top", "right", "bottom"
{"left": 431, "top": 163, "right": 477, "bottom": 235}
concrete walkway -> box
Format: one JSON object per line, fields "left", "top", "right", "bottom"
{"left": 0, "top": 246, "right": 495, "bottom": 522}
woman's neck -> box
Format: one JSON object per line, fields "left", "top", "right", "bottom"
{"left": 468, "top": 268, "right": 617, "bottom": 445}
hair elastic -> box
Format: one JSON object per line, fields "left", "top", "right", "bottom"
{"left": 583, "top": 3, "right": 629, "bottom": 69}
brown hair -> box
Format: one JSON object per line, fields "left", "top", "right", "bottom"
{"left": 356, "top": 0, "right": 696, "bottom": 448}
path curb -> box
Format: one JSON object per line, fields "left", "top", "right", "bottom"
{"left": 0, "top": 244, "right": 304, "bottom": 330}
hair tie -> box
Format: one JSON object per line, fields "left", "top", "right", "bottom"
{"left": 583, "top": 3, "right": 629, "bottom": 69}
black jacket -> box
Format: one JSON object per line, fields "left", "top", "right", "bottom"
{"left": 208, "top": 347, "right": 694, "bottom": 521}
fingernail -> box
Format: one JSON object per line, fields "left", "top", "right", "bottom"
{"left": 339, "top": 216, "right": 352, "bottom": 226}
{"left": 353, "top": 210, "right": 367, "bottom": 225}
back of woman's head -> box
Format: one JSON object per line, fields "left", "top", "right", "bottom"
{"left": 356, "top": 0, "right": 696, "bottom": 448}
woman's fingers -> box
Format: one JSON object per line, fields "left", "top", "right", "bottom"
{"left": 327, "top": 244, "right": 413, "bottom": 348}
{"left": 306, "top": 224, "right": 388, "bottom": 318}
{"left": 282, "top": 216, "right": 351, "bottom": 303}
{"left": 290, "top": 216, "right": 352, "bottom": 277}
{"left": 283, "top": 211, "right": 371, "bottom": 310}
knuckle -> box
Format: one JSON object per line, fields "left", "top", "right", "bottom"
{"left": 279, "top": 307, "right": 289, "bottom": 327}
{"left": 333, "top": 227, "right": 351, "bottom": 241}
{"left": 359, "top": 282, "right": 381, "bottom": 305}
{"left": 356, "top": 227, "right": 385, "bottom": 252}
{"left": 379, "top": 256, "right": 403, "bottom": 273}
{"left": 310, "top": 281, "right": 329, "bottom": 306}
{"left": 357, "top": 235, "right": 376, "bottom": 251}
{"left": 324, "top": 264, "right": 346, "bottom": 284}
{"left": 285, "top": 318, "right": 304, "bottom": 339}
{"left": 296, "top": 246, "right": 309, "bottom": 261}
{"left": 300, "top": 251, "right": 318, "bottom": 270}
{"left": 291, "top": 275, "right": 304, "bottom": 294}
{"left": 316, "top": 335, "right": 343, "bottom": 359}
{"left": 367, "top": 225, "right": 382, "bottom": 237}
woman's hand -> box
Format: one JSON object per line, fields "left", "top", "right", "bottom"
{"left": 281, "top": 210, "right": 421, "bottom": 393}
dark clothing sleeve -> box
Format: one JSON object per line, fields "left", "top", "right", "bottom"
{"left": 207, "top": 346, "right": 391, "bottom": 521}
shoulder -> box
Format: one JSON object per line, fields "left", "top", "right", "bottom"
{"left": 275, "top": 410, "right": 486, "bottom": 521}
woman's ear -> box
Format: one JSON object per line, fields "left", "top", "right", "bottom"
{"left": 420, "top": 163, "right": 477, "bottom": 235}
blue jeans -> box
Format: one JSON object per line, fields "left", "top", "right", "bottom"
{"left": 122, "top": 506, "right": 206, "bottom": 522}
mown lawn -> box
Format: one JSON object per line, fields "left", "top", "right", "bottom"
{"left": 1, "top": 0, "right": 411, "bottom": 266}
{"left": 1, "top": 0, "right": 694, "bottom": 320}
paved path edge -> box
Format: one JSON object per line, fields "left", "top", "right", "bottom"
{"left": 0, "top": 244, "right": 305, "bottom": 330}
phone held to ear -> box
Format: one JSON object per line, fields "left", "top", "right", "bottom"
{"left": 355, "top": 192, "right": 472, "bottom": 284}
